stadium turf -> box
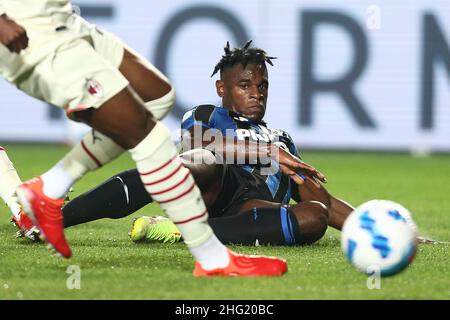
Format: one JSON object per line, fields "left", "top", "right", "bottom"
{"left": 0, "top": 144, "right": 448, "bottom": 299}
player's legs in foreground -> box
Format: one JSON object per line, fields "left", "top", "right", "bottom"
{"left": 14, "top": 44, "right": 177, "bottom": 252}
{"left": 11, "top": 38, "right": 169, "bottom": 249}
{"left": 32, "top": 48, "right": 175, "bottom": 202}
{"left": 0, "top": 146, "right": 23, "bottom": 219}
{"left": 14, "top": 47, "right": 177, "bottom": 240}
{"left": 0, "top": 147, "right": 39, "bottom": 239}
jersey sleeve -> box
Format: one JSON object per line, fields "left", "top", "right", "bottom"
{"left": 181, "top": 104, "right": 217, "bottom": 130}
{"left": 289, "top": 140, "right": 300, "bottom": 158}
{"left": 283, "top": 132, "right": 301, "bottom": 159}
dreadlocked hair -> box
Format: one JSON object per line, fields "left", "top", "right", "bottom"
{"left": 211, "top": 40, "right": 277, "bottom": 77}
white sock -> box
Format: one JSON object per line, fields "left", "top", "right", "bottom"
{"left": 0, "top": 147, "right": 23, "bottom": 217}
{"left": 189, "top": 234, "right": 230, "bottom": 270}
{"left": 40, "top": 130, "right": 125, "bottom": 199}
{"left": 129, "top": 122, "right": 230, "bottom": 268}
{"left": 41, "top": 162, "right": 75, "bottom": 199}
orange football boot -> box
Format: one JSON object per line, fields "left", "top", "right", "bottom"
{"left": 193, "top": 249, "right": 287, "bottom": 277}
{"left": 16, "top": 177, "right": 72, "bottom": 258}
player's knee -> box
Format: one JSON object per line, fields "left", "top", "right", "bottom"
{"left": 144, "top": 86, "right": 176, "bottom": 120}
{"left": 299, "top": 201, "right": 329, "bottom": 245}
{"left": 303, "top": 220, "right": 328, "bottom": 245}
{"left": 310, "top": 201, "right": 329, "bottom": 235}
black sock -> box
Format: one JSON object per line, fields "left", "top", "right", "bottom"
{"left": 63, "top": 169, "right": 152, "bottom": 228}
{"left": 208, "top": 207, "right": 301, "bottom": 246}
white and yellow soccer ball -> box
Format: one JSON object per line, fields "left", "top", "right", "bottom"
{"left": 341, "top": 200, "right": 418, "bottom": 276}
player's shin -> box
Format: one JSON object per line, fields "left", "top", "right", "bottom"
{"left": 129, "top": 122, "right": 229, "bottom": 270}
{"left": 40, "top": 131, "right": 125, "bottom": 199}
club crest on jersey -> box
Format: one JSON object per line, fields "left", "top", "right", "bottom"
{"left": 86, "top": 79, "right": 104, "bottom": 99}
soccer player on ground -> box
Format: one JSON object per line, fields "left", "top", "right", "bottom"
{"left": 0, "top": 1, "right": 324, "bottom": 276}
{"left": 48, "top": 41, "right": 350, "bottom": 246}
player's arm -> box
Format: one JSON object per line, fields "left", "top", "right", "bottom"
{"left": 181, "top": 107, "right": 325, "bottom": 184}
{"left": 291, "top": 177, "right": 354, "bottom": 230}
{"left": 286, "top": 139, "right": 353, "bottom": 230}
{"left": 0, "top": 13, "right": 29, "bottom": 53}
{"left": 183, "top": 124, "right": 275, "bottom": 163}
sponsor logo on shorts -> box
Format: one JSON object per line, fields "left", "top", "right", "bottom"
{"left": 86, "top": 79, "right": 104, "bottom": 99}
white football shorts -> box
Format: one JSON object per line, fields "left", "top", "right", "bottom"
{"left": 0, "top": 14, "right": 129, "bottom": 114}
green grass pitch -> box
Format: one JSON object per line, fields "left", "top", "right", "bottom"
{"left": 0, "top": 144, "right": 449, "bottom": 300}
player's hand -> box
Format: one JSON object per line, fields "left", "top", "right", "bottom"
{"left": 276, "top": 147, "right": 326, "bottom": 186}
{"left": 0, "top": 14, "right": 29, "bottom": 53}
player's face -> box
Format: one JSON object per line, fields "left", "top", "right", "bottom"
{"left": 217, "top": 63, "right": 269, "bottom": 122}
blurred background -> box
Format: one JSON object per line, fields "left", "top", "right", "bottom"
{"left": 1, "top": 0, "right": 449, "bottom": 153}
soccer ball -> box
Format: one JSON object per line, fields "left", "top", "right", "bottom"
{"left": 341, "top": 200, "right": 418, "bottom": 276}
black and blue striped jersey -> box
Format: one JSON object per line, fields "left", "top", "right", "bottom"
{"left": 181, "top": 104, "right": 299, "bottom": 206}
